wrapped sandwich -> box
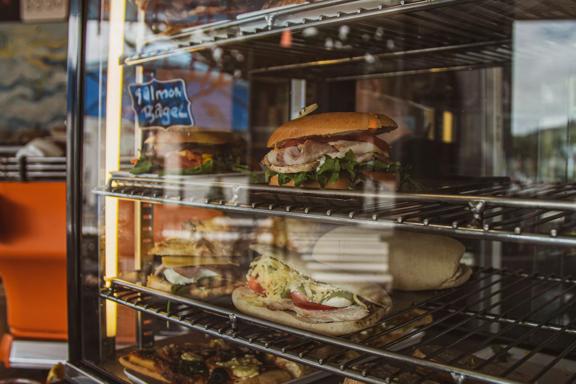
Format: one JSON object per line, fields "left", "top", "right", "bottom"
{"left": 311, "top": 227, "right": 472, "bottom": 291}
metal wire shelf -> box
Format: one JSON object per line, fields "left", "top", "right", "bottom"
{"left": 0, "top": 156, "right": 66, "bottom": 181}
{"left": 101, "top": 268, "right": 576, "bottom": 383}
{"left": 250, "top": 40, "right": 511, "bottom": 81}
{"left": 122, "top": 0, "right": 576, "bottom": 81}
{"left": 95, "top": 174, "right": 576, "bottom": 247}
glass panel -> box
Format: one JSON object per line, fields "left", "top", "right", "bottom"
{"left": 76, "top": 0, "right": 576, "bottom": 382}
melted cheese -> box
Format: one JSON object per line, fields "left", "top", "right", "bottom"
{"left": 216, "top": 356, "right": 262, "bottom": 378}
{"left": 248, "top": 256, "right": 296, "bottom": 301}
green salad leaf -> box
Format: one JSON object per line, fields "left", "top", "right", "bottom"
{"left": 292, "top": 172, "right": 314, "bottom": 187}
{"left": 131, "top": 154, "right": 249, "bottom": 176}
{"left": 130, "top": 157, "right": 154, "bottom": 175}
{"left": 165, "top": 158, "right": 214, "bottom": 175}
{"left": 263, "top": 150, "right": 418, "bottom": 190}
{"left": 317, "top": 150, "right": 358, "bottom": 185}
{"left": 265, "top": 150, "right": 380, "bottom": 188}
{"left": 360, "top": 159, "right": 402, "bottom": 173}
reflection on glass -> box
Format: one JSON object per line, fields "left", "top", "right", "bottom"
{"left": 512, "top": 21, "right": 576, "bottom": 182}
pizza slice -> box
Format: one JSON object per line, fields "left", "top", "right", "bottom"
{"left": 119, "top": 338, "right": 303, "bottom": 384}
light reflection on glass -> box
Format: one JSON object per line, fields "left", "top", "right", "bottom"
{"left": 512, "top": 21, "right": 576, "bottom": 182}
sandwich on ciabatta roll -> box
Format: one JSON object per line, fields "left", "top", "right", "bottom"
{"left": 146, "top": 253, "right": 243, "bottom": 299}
{"left": 146, "top": 237, "right": 245, "bottom": 299}
{"left": 145, "top": 211, "right": 248, "bottom": 299}
{"left": 261, "top": 112, "right": 399, "bottom": 189}
{"left": 131, "top": 126, "right": 246, "bottom": 175}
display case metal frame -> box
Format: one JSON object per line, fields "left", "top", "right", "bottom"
{"left": 67, "top": 0, "right": 103, "bottom": 379}
{"left": 96, "top": 174, "right": 576, "bottom": 247}
{"left": 65, "top": 0, "right": 576, "bottom": 383}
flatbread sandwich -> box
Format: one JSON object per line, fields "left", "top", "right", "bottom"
{"left": 232, "top": 254, "right": 391, "bottom": 336}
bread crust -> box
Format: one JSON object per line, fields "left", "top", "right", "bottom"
{"left": 385, "top": 232, "right": 470, "bottom": 291}
{"left": 119, "top": 355, "right": 172, "bottom": 383}
{"left": 266, "top": 112, "right": 397, "bottom": 148}
{"left": 268, "top": 174, "right": 350, "bottom": 189}
{"left": 438, "top": 264, "right": 472, "bottom": 290}
{"left": 268, "top": 172, "right": 395, "bottom": 189}
{"left": 232, "top": 287, "right": 389, "bottom": 336}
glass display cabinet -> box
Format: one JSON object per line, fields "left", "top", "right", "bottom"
{"left": 66, "top": 1, "right": 576, "bottom": 383}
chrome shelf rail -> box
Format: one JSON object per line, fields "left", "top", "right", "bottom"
{"left": 0, "top": 156, "right": 66, "bottom": 181}
{"left": 250, "top": 40, "right": 512, "bottom": 81}
{"left": 122, "top": 0, "right": 576, "bottom": 82}
{"left": 101, "top": 269, "right": 576, "bottom": 383}
{"left": 95, "top": 174, "right": 576, "bottom": 246}
{"left": 125, "top": 0, "right": 463, "bottom": 65}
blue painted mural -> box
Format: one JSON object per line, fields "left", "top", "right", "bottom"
{"left": 0, "top": 22, "right": 68, "bottom": 144}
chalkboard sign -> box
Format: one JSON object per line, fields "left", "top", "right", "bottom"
{"left": 21, "top": 0, "right": 68, "bottom": 22}
{"left": 129, "top": 79, "right": 195, "bottom": 128}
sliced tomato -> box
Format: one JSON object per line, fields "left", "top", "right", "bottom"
{"left": 130, "top": 158, "right": 139, "bottom": 165}
{"left": 247, "top": 277, "right": 266, "bottom": 295}
{"left": 290, "top": 291, "right": 337, "bottom": 311}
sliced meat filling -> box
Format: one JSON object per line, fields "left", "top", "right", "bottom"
{"left": 265, "top": 140, "right": 335, "bottom": 166}
{"left": 266, "top": 299, "right": 369, "bottom": 323}
{"left": 327, "top": 140, "right": 389, "bottom": 160}
{"left": 264, "top": 138, "right": 389, "bottom": 169}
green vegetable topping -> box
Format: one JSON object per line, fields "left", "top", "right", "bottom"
{"left": 171, "top": 284, "right": 191, "bottom": 296}
{"left": 263, "top": 150, "right": 413, "bottom": 189}
{"left": 130, "top": 157, "right": 154, "bottom": 175}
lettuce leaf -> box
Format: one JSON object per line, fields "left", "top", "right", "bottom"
{"left": 165, "top": 158, "right": 214, "bottom": 175}
{"left": 130, "top": 157, "right": 154, "bottom": 175}
{"left": 317, "top": 150, "right": 357, "bottom": 185}
{"left": 278, "top": 173, "right": 293, "bottom": 186}
{"left": 264, "top": 168, "right": 315, "bottom": 187}
{"left": 360, "top": 159, "right": 402, "bottom": 173}
{"left": 263, "top": 150, "right": 417, "bottom": 190}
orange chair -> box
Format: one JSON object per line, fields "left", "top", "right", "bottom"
{"left": 0, "top": 182, "right": 67, "bottom": 367}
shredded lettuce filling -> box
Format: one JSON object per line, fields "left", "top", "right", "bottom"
{"left": 248, "top": 255, "right": 364, "bottom": 307}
